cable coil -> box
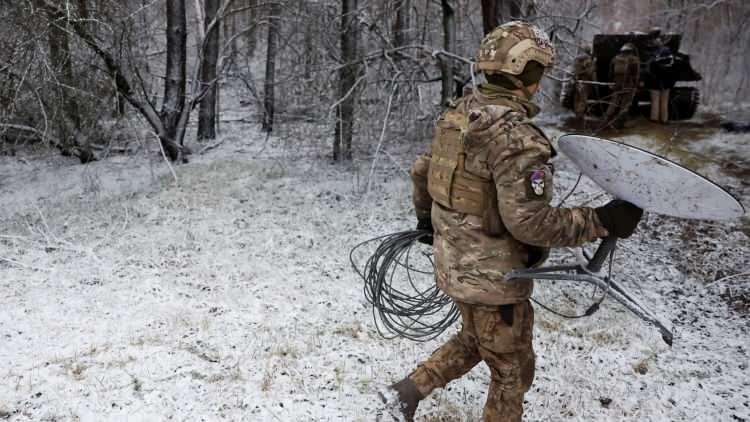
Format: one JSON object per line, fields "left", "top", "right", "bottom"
{"left": 350, "top": 230, "right": 459, "bottom": 342}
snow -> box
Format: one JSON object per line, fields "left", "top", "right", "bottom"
{"left": 0, "top": 113, "right": 748, "bottom": 421}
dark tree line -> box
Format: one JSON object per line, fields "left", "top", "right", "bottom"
{"left": 199, "top": 0, "right": 221, "bottom": 141}
{"left": 0, "top": 0, "right": 745, "bottom": 165}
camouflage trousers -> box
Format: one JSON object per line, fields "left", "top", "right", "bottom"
{"left": 409, "top": 300, "right": 535, "bottom": 422}
{"left": 574, "top": 81, "right": 591, "bottom": 118}
{"left": 649, "top": 89, "right": 670, "bottom": 123}
{"left": 606, "top": 85, "right": 637, "bottom": 122}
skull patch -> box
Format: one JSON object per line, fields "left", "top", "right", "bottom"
{"left": 530, "top": 170, "right": 546, "bottom": 196}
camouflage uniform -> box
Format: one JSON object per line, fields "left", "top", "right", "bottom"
{"left": 606, "top": 45, "right": 641, "bottom": 124}
{"left": 572, "top": 48, "right": 596, "bottom": 117}
{"left": 407, "top": 85, "right": 608, "bottom": 421}
{"left": 396, "top": 22, "right": 608, "bottom": 422}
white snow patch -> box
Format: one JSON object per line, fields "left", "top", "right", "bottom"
{"left": 0, "top": 118, "right": 748, "bottom": 421}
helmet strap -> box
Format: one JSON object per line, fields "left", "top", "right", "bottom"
{"left": 504, "top": 73, "right": 533, "bottom": 99}
{"left": 470, "top": 62, "right": 489, "bottom": 102}
{"left": 470, "top": 62, "right": 480, "bottom": 99}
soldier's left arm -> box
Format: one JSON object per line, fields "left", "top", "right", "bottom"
{"left": 489, "top": 124, "right": 609, "bottom": 248}
{"left": 410, "top": 153, "right": 433, "bottom": 220}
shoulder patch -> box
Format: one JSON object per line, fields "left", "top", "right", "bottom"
{"left": 529, "top": 169, "right": 546, "bottom": 196}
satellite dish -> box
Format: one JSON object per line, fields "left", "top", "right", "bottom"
{"left": 506, "top": 134, "right": 746, "bottom": 345}
{"left": 557, "top": 134, "right": 745, "bottom": 220}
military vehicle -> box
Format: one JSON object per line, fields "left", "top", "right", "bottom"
{"left": 562, "top": 32, "right": 702, "bottom": 121}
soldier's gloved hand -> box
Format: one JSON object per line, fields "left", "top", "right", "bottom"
{"left": 416, "top": 218, "right": 434, "bottom": 245}
{"left": 595, "top": 200, "right": 643, "bottom": 239}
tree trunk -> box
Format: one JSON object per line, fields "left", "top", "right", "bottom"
{"left": 393, "top": 0, "right": 410, "bottom": 47}
{"left": 262, "top": 2, "right": 279, "bottom": 132}
{"left": 501, "top": 0, "right": 522, "bottom": 22}
{"left": 224, "top": 0, "right": 237, "bottom": 63}
{"left": 198, "top": 0, "right": 220, "bottom": 140}
{"left": 522, "top": 0, "right": 535, "bottom": 19}
{"left": 440, "top": 0, "right": 455, "bottom": 107}
{"left": 46, "top": 6, "right": 79, "bottom": 133}
{"left": 77, "top": 0, "right": 123, "bottom": 118}
{"left": 480, "top": 0, "right": 498, "bottom": 35}
{"left": 50, "top": 0, "right": 188, "bottom": 162}
{"left": 303, "top": 5, "right": 314, "bottom": 75}
{"left": 42, "top": 1, "right": 97, "bottom": 163}
{"left": 244, "top": 0, "right": 258, "bottom": 58}
{"left": 161, "top": 0, "right": 187, "bottom": 160}
{"left": 333, "top": 0, "right": 359, "bottom": 162}
{"left": 481, "top": 0, "right": 522, "bottom": 34}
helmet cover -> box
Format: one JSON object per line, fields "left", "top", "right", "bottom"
{"left": 476, "top": 21, "right": 555, "bottom": 75}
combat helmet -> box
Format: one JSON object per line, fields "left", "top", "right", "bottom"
{"left": 621, "top": 43, "right": 637, "bottom": 53}
{"left": 475, "top": 21, "right": 555, "bottom": 76}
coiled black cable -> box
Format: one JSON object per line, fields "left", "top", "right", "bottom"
{"left": 351, "top": 229, "right": 616, "bottom": 339}
{"left": 349, "top": 230, "right": 459, "bottom": 342}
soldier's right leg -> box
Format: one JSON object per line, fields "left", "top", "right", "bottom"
{"left": 409, "top": 302, "right": 482, "bottom": 397}
{"left": 605, "top": 85, "right": 624, "bottom": 122}
{"left": 481, "top": 349, "right": 535, "bottom": 422}
{"left": 660, "top": 89, "right": 670, "bottom": 123}
{"left": 605, "top": 95, "right": 617, "bottom": 120}
{"left": 612, "top": 88, "right": 636, "bottom": 129}
{"left": 574, "top": 84, "right": 588, "bottom": 117}
{"left": 473, "top": 301, "right": 535, "bottom": 422}
{"left": 650, "top": 89, "right": 660, "bottom": 121}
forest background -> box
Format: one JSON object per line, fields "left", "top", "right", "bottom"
{"left": 1, "top": 0, "right": 748, "bottom": 164}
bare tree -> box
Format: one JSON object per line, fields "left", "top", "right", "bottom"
{"left": 235, "top": 0, "right": 259, "bottom": 58}
{"left": 262, "top": 2, "right": 280, "bottom": 132}
{"left": 32, "top": 0, "right": 243, "bottom": 162}
{"left": 481, "top": 0, "right": 523, "bottom": 34}
{"left": 44, "top": 4, "right": 78, "bottom": 131}
{"left": 481, "top": 0, "right": 499, "bottom": 34}
{"left": 26, "top": 1, "right": 97, "bottom": 162}
{"left": 199, "top": 0, "right": 221, "bottom": 141}
{"left": 333, "top": 0, "right": 360, "bottom": 162}
{"left": 440, "top": 0, "right": 456, "bottom": 107}
{"left": 5, "top": 0, "right": 746, "bottom": 168}
{"left": 393, "top": 0, "right": 411, "bottom": 47}
{"left": 160, "top": 0, "right": 188, "bottom": 159}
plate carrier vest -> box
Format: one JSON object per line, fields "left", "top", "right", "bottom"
{"left": 427, "top": 106, "right": 513, "bottom": 235}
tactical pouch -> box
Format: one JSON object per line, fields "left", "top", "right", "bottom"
{"left": 428, "top": 110, "right": 505, "bottom": 236}
{"left": 427, "top": 112, "right": 461, "bottom": 208}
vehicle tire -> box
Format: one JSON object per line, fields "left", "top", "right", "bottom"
{"left": 668, "top": 87, "right": 700, "bottom": 120}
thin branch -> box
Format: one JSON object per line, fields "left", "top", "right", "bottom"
{"left": 366, "top": 82, "right": 399, "bottom": 195}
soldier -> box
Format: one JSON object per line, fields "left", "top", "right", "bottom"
{"left": 647, "top": 43, "right": 675, "bottom": 123}
{"left": 643, "top": 28, "right": 674, "bottom": 123}
{"left": 606, "top": 43, "right": 641, "bottom": 127}
{"left": 379, "top": 21, "right": 643, "bottom": 421}
{"left": 573, "top": 43, "right": 596, "bottom": 118}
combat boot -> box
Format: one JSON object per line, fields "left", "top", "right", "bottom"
{"left": 377, "top": 377, "right": 423, "bottom": 421}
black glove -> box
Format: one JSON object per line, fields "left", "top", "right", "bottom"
{"left": 595, "top": 200, "right": 643, "bottom": 239}
{"left": 416, "top": 218, "right": 434, "bottom": 245}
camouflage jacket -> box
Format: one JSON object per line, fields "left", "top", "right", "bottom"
{"left": 573, "top": 54, "right": 596, "bottom": 81}
{"left": 610, "top": 53, "right": 640, "bottom": 88}
{"left": 411, "top": 85, "right": 609, "bottom": 305}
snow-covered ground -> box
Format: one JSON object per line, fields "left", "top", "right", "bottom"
{"left": 0, "top": 113, "right": 748, "bottom": 421}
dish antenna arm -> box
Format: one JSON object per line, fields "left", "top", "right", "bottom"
{"left": 505, "top": 236, "right": 674, "bottom": 346}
